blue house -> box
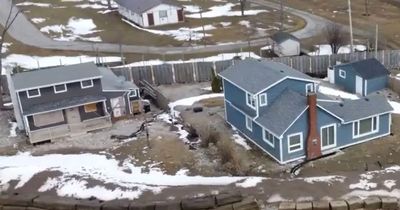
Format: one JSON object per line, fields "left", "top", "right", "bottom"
{"left": 329, "top": 58, "right": 389, "bottom": 96}
{"left": 219, "top": 59, "right": 393, "bottom": 164}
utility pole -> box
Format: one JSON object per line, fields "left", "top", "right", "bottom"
{"left": 200, "top": 6, "right": 206, "bottom": 46}
{"left": 280, "top": 0, "right": 284, "bottom": 31}
{"left": 348, "top": 0, "right": 354, "bottom": 53}
{"left": 375, "top": 24, "right": 378, "bottom": 57}
{"left": 363, "top": 0, "right": 369, "bottom": 16}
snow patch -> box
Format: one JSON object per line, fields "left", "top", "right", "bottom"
{"left": 169, "top": 93, "right": 223, "bottom": 118}
{"left": 232, "top": 133, "right": 251, "bottom": 150}
{"left": 302, "top": 175, "right": 345, "bottom": 184}
{"left": 16, "top": 2, "right": 51, "bottom": 7}
{"left": 384, "top": 180, "right": 396, "bottom": 190}
{"left": 8, "top": 121, "right": 17, "bottom": 138}
{"left": 186, "top": 3, "right": 268, "bottom": 18}
{"left": 267, "top": 194, "right": 289, "bottom": 203}
{"left": 238, "top": 20, "right": 251, "bottom": 28}
{"left": 349, "top": 179, "right": 377, "bottom": 190}
{"left": 309, "top": 44, "right": 367, "bottom": 56}
{"left": 318, "top": 85, "right": 359, "bottom": 100}
{"left": 235, "top": 177, "right": 265, "bottom": 188}
{"left": 31, "top": 18, "right": 46, "bottom": 24}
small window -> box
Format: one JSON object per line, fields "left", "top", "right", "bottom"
{"left": 129, "top": 90, "right": 137, "bottom": 98}
{"left": 245, "top": 115, "right": 252, "bottom": 131}
{"left": 339, "top": 69, "right": 346, "bottom": 79}
{"left": 84, "top": 103, "right": 97, "bottom": 113}
{"left": 263, "top": 129, "right": 275, "bottom": 147}
{"left": 54, "top": 84, "right": 67, "bottom": 93}
{"left": 288, "top": 133, "right": 303, "bottom": 153}
{"left": 306, "top": 83, "right": 314, "bottom": 93}
{"left": 81, "top": 80, "right": 93, "bottom": 89}
{"left": 246, "top": 93, "right": 256, "bottom": 109}
{"left": 159, "top": 10, "right": 167, "bottom": 18}
{"left": 27, "top": 88, "right": 40, "bottom": 98}
{"left": 259, "top": 93, "right": 267, "bottom": 107}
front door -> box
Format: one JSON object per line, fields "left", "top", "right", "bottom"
{"left": 355, "top": 75, "right": 363, "bottom": 95}
{"left": 147, "top": 13, "right": 154, "bottom": 26}
{"left": 65, "top": 107, "right": 81, "bottom": 131}
{"left": 111, "top": 97, "right": 125, "bottom": 118}
{"left": 177, "top": 9, "right": 184, "bottom": 22}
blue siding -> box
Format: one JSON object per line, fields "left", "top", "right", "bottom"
{"left": 225, "top": 101, "right": 280, "bottom": 161}
{"left": 223, "top": 79, "right": 256, "bottom": 116}
{"left": 281, "top": 107, "right": 391, "bottom": 162}
{"left": 366, "top": 76, "right": 388, "bottom": 95}
{"left": 334, "top": 66, "right": 357, "bottom": 94}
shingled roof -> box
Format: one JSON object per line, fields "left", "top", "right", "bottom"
{"left": 335, "top": 58, "right": 389, "bottom": 79}
{"left": 271, "top": 32, "right": 300, "bottom": 44}
{"left": 115, "top": 0, "right": 182, "bottom": 14}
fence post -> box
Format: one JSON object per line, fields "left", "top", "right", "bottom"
{"left": 290, "top": 58, "right": 293, "bottom": 67}
{"left": 150, "top": 65, "right": 156, "bottom": 85}
{"left": 171, "top": 64, "right": 176, "bottom": 84}
{"left": 309, "top": 57, "right": 312, "bottom": 73}
{"left": 129, "top": 67, "right": 133, "bottom": 82}
{"left": 192, "top": 62, "right": 197, "bottom": 82}
{"left": 213, "top": 61, "right": 217, "bottom": 75}
{"left": 382, "top": 50, "right": 385, "bottom": 65}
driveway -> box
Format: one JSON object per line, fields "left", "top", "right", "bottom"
{"left": 0, "top": 0, "right": 338, "bottom": 55}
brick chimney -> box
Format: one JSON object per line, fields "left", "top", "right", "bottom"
{"left": 306, "top": 92, "right": 322, "bottom": 160}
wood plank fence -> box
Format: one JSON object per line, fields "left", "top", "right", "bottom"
{"left": 111, "top": 50, "right": 400, "bottom": 86}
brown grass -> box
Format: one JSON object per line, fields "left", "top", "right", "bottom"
{"left": 199, "top": 97, "right": 224, "bottom": 108}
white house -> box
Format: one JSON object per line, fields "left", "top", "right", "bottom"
{"left": 271, "top": 32, "right": 300, "bottom": 57}
{"left": 116, "top": 0, "right": 184, "bottom": 28}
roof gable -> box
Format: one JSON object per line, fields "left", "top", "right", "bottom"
{"left": 116, "top": 0, "right": 181, "bottom": 14}
{"left": 219, "top": 58, "right": 314, "bottom": 94}
{"left": 271, "top": 32, "right": 300, "bottom": 44}
{"left": 11, "top": 62, "right": 101, "bottom": 91}
{"left": 99, "top": 67, "right": 138, "bottom": 91}
{"left": 336, "top": 58, "right": 389, "bottom": 79}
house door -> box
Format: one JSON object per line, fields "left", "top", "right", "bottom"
{"left": 177, "top": 9, "right": 184, "bottom": 21}
{"left": 111, "top": 97, "right": 125, "bottom": 118}
{"left": 327, "top": 67, "right": 335, "bottom": 84}
{"left": 65, "top": 107, "right": 81, "bottom": 131}
{"left": 147, "top": 13, "right": 154, "bottom": 26}
{"left": 355, "top": 75, "right": 363, "bottom": 95}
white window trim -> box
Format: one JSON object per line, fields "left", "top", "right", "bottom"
{"left": 262, "top": 129, "right": 275, "bottom": 147}
{"left": 246, "top": 92, "right": 256, "bottom": 109}
{"left": 353, "top": 116, "right": 379, "bottom": 138}
{"left": 305, "top": 83, "right": 314, "bottom": 93}
{"left": 245, "top": 115, "right": 253, "bottom": 131}
{"left": 320, "top": 123, "right": 337, "bottom": 150}
{"left": 339, "top": 69, "right": 346, "bottom": 79}
{"left": 287, "top": 132, "right": 303, "bottom": 153}
{"left": 159, "top": 10, "right": 168, "bottom": 18}
{"left": 26, "top": 88, "right": 41, "bottom": 98}
{"left": 130, "top": 89, "right": 137, "bottom": 97}
{"left": 259, "top": 93, "right": 268, "bottom": 107}
{"left": 53, "top": 84, "right": 67, "bottom": 94}
{"left": 80, "top": 79, "right": 94, "bottom": 89}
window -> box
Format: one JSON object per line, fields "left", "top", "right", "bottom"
{"left": 288, "top": 133, "right": 303, "bottom": 153}
{"left": 84, "top": 103, "right": 98, "bottom": 113}
{"left": 339, "top": 69, "right": 346, "bottom": 79}
{"left": 321, "top": 124, "right": 336, "bottom": 149}
{"left": 54, "top": 84, "right": 67, "bottom": 93}
{"left": 159, "top": 10, "right": 167, "bottom": 18}
{"left": 306, "top": 83, "right": 314, "bottom": 93}
{"left": 246, "top": 93, "right": 256, "bottom": 109}
{"left": 129, "top": 90, "right": 137, "bottom": 98}
{"left": 245, "top": 115, "right": 252, "bottom": 131}
{"left": 27, "top": 88, "right": 40, "bottom": 98}
{"left": 33, "top": 110, "right": 64, "bottom": 127}
{"left": 81, "top": 80, "right": 93, "bottom": 89}
{"left": 259, "top": 93, "right": 267, "bottom": 107}
{"left": 263, "top": 129, "right": 275, "bottom": 147}
{"left": 353, "top": 116, "right": 379, "bottom": 137}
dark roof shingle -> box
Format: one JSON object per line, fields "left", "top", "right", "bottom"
{"left": 335, "top": 58, "right": 389, "bottom": 79}
{"left": 115, "top": 0, "right": 181, "bottom": 14}
{"left": 271, "top": 32, "right": 300, "bottom": 44}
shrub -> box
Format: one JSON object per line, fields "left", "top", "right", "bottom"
{"left": 211, "top": 68, "right": 222, "bottom": 93}
{"left": 199, "top": 125, "right": 219, "bottom": 148}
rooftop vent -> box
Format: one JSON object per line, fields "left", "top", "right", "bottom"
{"left": 365, "top": 98, "right": 370, "bottom": 101}
{"left": 339, "top": 103, "right": 344, "bottom": 107}
{"left": 280, "top": 70, "right": 284, "bottom": 73}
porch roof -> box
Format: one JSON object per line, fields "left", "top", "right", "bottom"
{"left": 23, "top": 95, "right": 106, "bottom": 116}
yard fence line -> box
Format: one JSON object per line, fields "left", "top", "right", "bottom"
{"left": 111, "top": 50, "right": 400, "bottom": 86}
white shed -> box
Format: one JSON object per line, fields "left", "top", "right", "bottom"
{"left": 116, "top": 0, "right": 184, "bottom": 28}
{"left": 271, "top": 32, "right": 300, "bottom": 57}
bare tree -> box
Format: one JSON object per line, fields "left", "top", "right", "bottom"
{"left": 324, "top": 22, "right": 348, "bottom": 54}
{"left": 239, "top": 0, "right": 246, "bottom": 16}
{"left": 363, "top": 0, "right": 370, "bottom": 16}
{"left": 0, "top": 0, "right": 22, "bottom": 109}
{"left": 107, "top": 0, "right": 112, "bottom": 9}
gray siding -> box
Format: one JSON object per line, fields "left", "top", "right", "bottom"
{"left": 367, "top": 75, "right": 388, "bottom": 95}
{"left": 19, "top": 79, "right": 103, "bottom": 114}
{"left": 334, "top": 66, "right": 357, "bottom": 94}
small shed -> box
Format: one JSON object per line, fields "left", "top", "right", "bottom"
{"left": 330, "top": 58, "right": 389, "bottom": 96}
{"left": 271, "top": 32, "right": 300, "bottom": 57}
{"left": 116, "top": 0, "right": 184, "bottom": 28}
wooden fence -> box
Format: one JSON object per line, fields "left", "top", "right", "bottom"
{"left": 111, "top": 50, "right": 400, "bottom": 86}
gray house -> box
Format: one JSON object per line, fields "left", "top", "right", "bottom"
{"left": 329, "top": 58, "right": 390, "bottom": 96}
{"left": 7, "top": 63, "right": 140, "bottom": 144}
{"left": 271, "top": 32, "right": 300, "bottom": 57}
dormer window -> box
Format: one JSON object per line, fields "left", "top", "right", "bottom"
{"left": 81, "top": 79, "right": 93, "bottom": 89}
{"left": 54, "top": 84, "right": 67, "bottom": 94}
{"left": 306, "top": 83, "right": 314, "bottom": 93}
{"left": 27, "top": 88, "right": 40, "bottom": 98}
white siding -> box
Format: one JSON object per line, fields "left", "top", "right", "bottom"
{"left": 274, "top": 39, "right": 300, "bottom": 57}
{"left": 143, "top": 4, "right": 181, "bottom": 27}
{"left": 118, "top": 6, "right": 143, "bottom": 26}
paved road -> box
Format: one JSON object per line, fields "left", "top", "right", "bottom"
{"left": 0, "top": 0, "right": 335, "bottom": 55}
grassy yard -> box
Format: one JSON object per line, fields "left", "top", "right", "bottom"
{"left": 14, "top": 0, "right": 305, "bottom": 47}
{"left": 283, "top": 0, "right": 400, "bottom": 49}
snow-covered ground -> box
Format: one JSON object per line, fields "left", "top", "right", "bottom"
{"left": 123, "top": 19, "right": 214, "bottom": 41}
{"left": 114, "top": 52, "right": 260, "bottom": 68}
{"left": 2, "top": 54, "right": 121, "bottom": 69}
{"left": 309, "top": 45, "right": 367, "bottom": 56}
{"left": 40, "top": 17, "right": 101, "bottom": 42}
{"left": 16, "top": 2, "right": 51, "bottom": 7}
{"left": 186, "top": 3, "right": 268, "bottom": 18}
